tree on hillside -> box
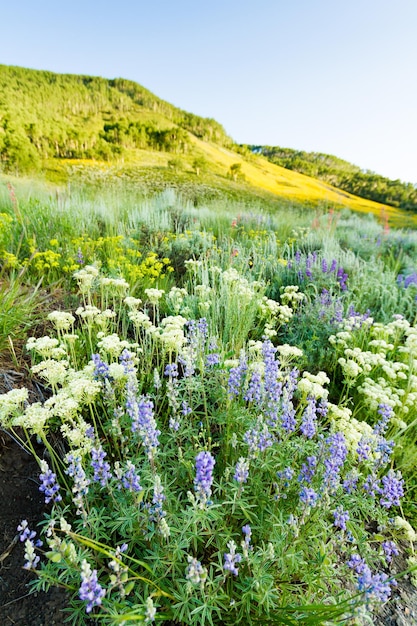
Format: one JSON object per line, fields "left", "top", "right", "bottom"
{"left": 192, "top": 156, "right": 208, "bottom": 176}
{"left": 229, "top": 162, "right": 244, "bottom": 181}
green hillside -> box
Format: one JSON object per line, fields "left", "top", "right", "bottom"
{"left": 249, "top": 144, "right": 417, "bottom": 212}
{"left": 0, "top": 64, "right": 415, "bottom": 227}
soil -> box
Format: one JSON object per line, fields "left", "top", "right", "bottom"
{"left": 1, "top": 367, "right": 417, "bottom": 625}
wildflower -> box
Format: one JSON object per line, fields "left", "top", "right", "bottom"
{"left": 233, "top": 457, "right": 250, "bottom": 485}
{"left": 379, "top": 470, "right": 404, "bottom": 509}
{"left": 382, "top": 540, "right": 399, "bottom": 563}
{"left": 91, "top": 447, "right": 112, "bottom": 487}
{"left": 299, "top": 486, "right": 319, "bottom": 507}
{"left": 333, "top": 506, "right": 350, "bottom": 531}
{"left": 298, "top": 456, "right": 317, "bottom": 485}
{"left": 323, "top": 432, "right": 348, "bottom": 490}
{"left": 186, "top": 555, "right": 208, "bottom": 586}
{"left": 194, "top": 451, "right": 215, "bottom": 505}
{"left": 244, "top": 418, "right": 274, "bottom": 456}
{"left": 39, "top": 460, "right": 62, "bottom": 504}
{"left": 23, "top": 538, "right": 41, "bottom": 570}
{"left": 242, "top": 524, "right": 252, "bottom": 554}
{"left": 129, "top": 395, "right": 161, "bottom": 460}
{"left": 206, "top": 352, "right": 220, "bottom": 367}
{"left": 223, "top": 540, "right": 242, "bottom": 576}
{"left": 145, "top": 596, "right": 156, "bottom": 622}
{"left": 91, "top": 353, "right": 110, "bottom": 379}
{"left": 300, "top": 396, "right": 317, "bottom": 438}
{"left": 79, "top": 560, "right": 106, "bottom": 613}
{"left": 119, "top": 461, "right": 142, "bottom": 492}
{"left": 244, "top": 370, "right": 262, "bottom": 404}
{"left": 228, "top": 353, "right": 247, "bottom": 397}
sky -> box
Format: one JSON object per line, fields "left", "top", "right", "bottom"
{"left": 1, "top": 0, "right": 417, "bottom": 184}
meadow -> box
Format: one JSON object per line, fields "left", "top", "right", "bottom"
{"left": 0, "top": 177, "right": 417, "bottom": 625}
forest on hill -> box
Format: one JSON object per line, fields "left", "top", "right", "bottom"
{"left": 249, "top": 145, "right": 417, "bottom": 212}
{"left": 0, "top": 65, "right": 231, "bottom": 170}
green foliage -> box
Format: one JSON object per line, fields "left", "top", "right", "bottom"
{"left": 0, "top": 65, "right": 231, "bottom": 169}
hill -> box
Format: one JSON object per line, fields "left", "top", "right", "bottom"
{"left": 249, "top": 145, "right": 417, "bottom": 212}
{"left": 0, "top": 64, "right": 415, "bottom": 226}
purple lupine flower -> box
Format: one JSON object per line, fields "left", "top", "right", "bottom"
{"left": 323, "top": 432, "right": 348, "bottom": 490}
{"left": 347, "top": 553, "right": 367, "bottom": 573}
{"left": 76, "top": 247, "right": 84, "bottom": 266}
{"left": 329, "top": 259, "right": 337, "bottom": 273}
{"left": 343, "top": 471, "right": 359, "bottom": 494}
{"left": 357, "top": 437, "right": 372, "bottom": 461}
{"left": 336, "top": 267, "right": 348, "bottom": 291}
{"left": 79, "top": 560, "right": 106, "bottom": 613}
{"left": 374, "top": 404, "right": 393, "bottom": 436}
{"left": 244, "top": 420, "right": 274, "bottom": 456}
{"left": 120, "top": 461, "right": 142, "bottom": 492}
{"left": 66, "top": 454, "right": 90, "bottom": 494}
{"left": 147, "top": 475, "right": 167, "bottom": 524}
{"left": 130, "top": 396, "right": 161, "bottom": 459}
{"left": 263, "top": 340, "right": 283, "bottom": 424}
{"left": 91, "top": 447, "right": 112, "bottom": 487}
{"left": 242, "top": 524, "right": 252, "bottom": 551}
{"left": 316, "top": 397, "right": 328, "bottom": 417}
{"left": 39, "top": 460, "right": 62, "bottom": 504}
{"left": 333, "top": 506, "right": 350, "bottom": 531}
{"left": 299, "top": 486, "right": 319, "bottom": 507}
{"left": 244, "top": 370, "right": 263, "bottom": 404}
{"left": 120, "top": 349, "right": 136, "bottom": 375}
{"left": 164, "top": 363, "right": 179, "bottom": 378}
{"left": 298, "top": 456, "right": 317, "bottom": 485}
{"left": 404, "top": 273, "right": 417, "bottom": 288}
{"left": 234, "top": 457, "right": 250, "bottom": 485}
{"left": 186, "top": 555, "right": 207, "bottom": 585}
{"left": 228, "top": 354, "right": 247, "bottom": 397}
{"left": 379, "top": 470, "right": 404, "bottom": 509}
{"left": 223, "top": 540, "right": 242, "bottom": 576}
{"left": 295, "top": 250, "right": 302, "bottom": 264}
{"left": 363, "top": 474, "right": 381, "bottom": 498}
{"left": 375, "top": 438, "right": 395, "bottom": 467}
{"left": 300, "top": 396, "right": 317, "bottom": 438}
{"left": 181, "top": 401, "right": 192, "bottom": 416}
{"left": 206, "top": 352, "right": 220, "bottom": 367}
{"left": 194, "top": 451, "right": 215, "bottom": 504}
{"left": 382, "top": 541, "right": 399, "bottom": 563}
{"left": 357, "top": 567, "right": 393, "bottom": 603}
{"left": 91, "top": 353, "right": 110, "bottom": 379}
{"left": 17, "top": 520, "right": 42, "bottom": 547}
{"left": 321, "top": 259, "right": 328, "bottom": 273}
{"left": 277, "top": 466, "right": 294, "bottom": 486}
{"left": 65, "top": 453, "right": 90, "bottom": 515}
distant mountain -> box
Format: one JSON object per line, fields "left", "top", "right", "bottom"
{"left": 248, "top": 145, "right": 417, "bottom": 212}
{"left": 0, "top": 64, "right": 415, "bottom": 225}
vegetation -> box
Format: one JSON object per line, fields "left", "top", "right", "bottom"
{"left": 249, "top": 145, "right": 417, "bottom": 212}
{"left": 0, "top": 178, "right": 417, "bottom": 624}
{"left": 2, "top": 64, "right": 417, "bottom": 230}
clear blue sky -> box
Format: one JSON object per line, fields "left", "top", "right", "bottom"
{"left": 2, "top": 0, "right": 417, "bottom": 183}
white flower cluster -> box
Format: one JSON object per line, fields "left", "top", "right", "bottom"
{"left": 26, "top": 336, "right": 67, "bottom": 360}
{"left": 167, "top": 287, "right": 188, "bottom": 313}
{"left": 144, "top": 288, "right": 165, "bottom": 304}
{"left": 97, "top": 333, "right": 132, "bottom": 358}
{"left": 47, "top": 311, "right": 75, "bottom": 331}
{"left": 100, "top": 276, "right": 130, "bottom": 292}
{"left": 0, "top": 387, "right": 29, "bottom": 427}
{"left": 73, "top": 265, "right": 99, "bottom": 291}
{"left": 280, "top": 285, "right": 305, "bottom": 309}
{"left": 298, "top": 371, "right": 330, "bottom": 399}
